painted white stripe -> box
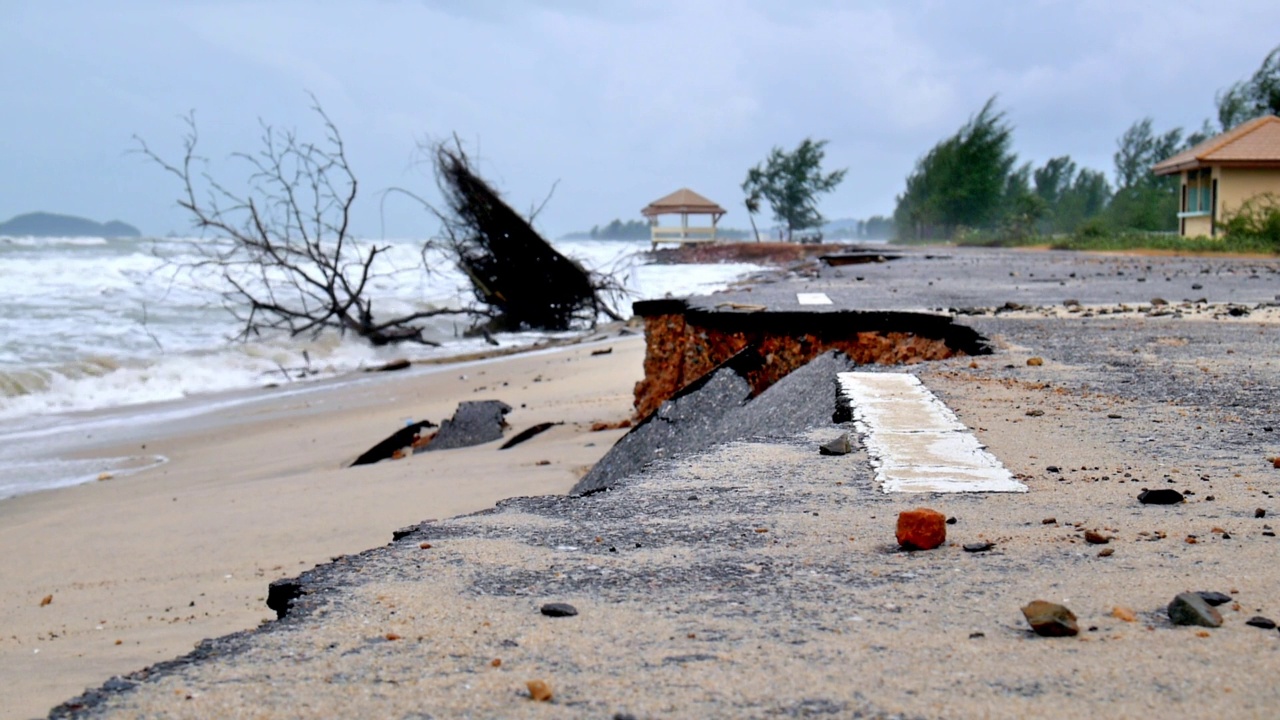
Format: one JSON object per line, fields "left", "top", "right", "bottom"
{"left": 796, "top": 292, "right": 832, "bottom": 305}
{"left": 837, "top": 372, "right": 1026, "bottom": 493}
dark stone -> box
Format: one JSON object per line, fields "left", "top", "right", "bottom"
{"left": 1083, "top": 530, "right": 1110, "bottom": 544}
{"left": 1021, "top": 600, "right": 1079, "bottom": 637}
{"left": 1046, "top": 465, "right": 1060, "bottom": 473}
{"left": 1256, "top": 508, "right": 1267, "bottom": 518}
{"left": 963, "top": 542, "right": 994, "bottom": 552}
{"left": 1246, "top": 616, "right": 1277, "bottom": 629}
{"left": 819, "top": 433, "right": 852, "bottom": 456}
{"left": 1167, "top": 592, "right": 1223, "bottom": 628}
{"left": 540, "top": 602, "right": 578, "bottom": 617}
{"left": 499, "top": 422, "right": 560, "bottom": 450}
{"left": 1195, "top": 591, "right": 1231, "bottom": 606}
{"left": 350, "top": 420, "right": 437, "bottom": 466}
{"left": 946, "top": 516, "right": 958, "bottom": 525}
{"left": 266, "top": 579, "right": 303, "bottom": 620}
{"left": 420, "top": 400, "right": 513, "bottom": 452}
{"left": 1138, "top": 488, "right": 1184, "bottom": 504}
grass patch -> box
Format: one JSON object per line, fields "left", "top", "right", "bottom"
{"left": 1046, "top": 232, "right": 1277, "bottom": 254}
{"left": 895, "top": 230, "right": 1278, "bottom": 255}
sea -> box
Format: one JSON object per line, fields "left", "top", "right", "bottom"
{"left": 0, "top": 235, "right": 764, "bottom": 499}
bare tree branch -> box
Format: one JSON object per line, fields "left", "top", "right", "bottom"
{"left": 136, "top": 100, "right": 469, "bottom": 346}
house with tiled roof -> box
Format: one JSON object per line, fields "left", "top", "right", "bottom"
{"left": 1152, "top": 115, "right": 1280, "bottom": 237}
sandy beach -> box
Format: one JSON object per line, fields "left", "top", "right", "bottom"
{"left": 0, "top": 334, "right": 645, "bottom": 720}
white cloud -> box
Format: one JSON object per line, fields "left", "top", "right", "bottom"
{"left": 2, "top": 0, "right": 1279, "bottom": 235}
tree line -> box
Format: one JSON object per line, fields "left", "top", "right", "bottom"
{"left": 894, "top": 44, "right": 1279, "bottom": 243}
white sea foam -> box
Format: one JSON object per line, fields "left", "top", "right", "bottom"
{"left": 0, "top": 235, "right": 763, "bottom": 498}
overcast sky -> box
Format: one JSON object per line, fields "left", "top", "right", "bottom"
{"left": 3, "top": 0, "right": 1278, "bottom": 238}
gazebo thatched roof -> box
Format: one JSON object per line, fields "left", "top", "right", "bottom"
{"left": 641, "top": 188, "right": 727, "bottom": 218}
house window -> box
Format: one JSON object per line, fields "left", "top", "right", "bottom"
{"left": 1181, "top": 168, "right": 1212, "bottom": 215}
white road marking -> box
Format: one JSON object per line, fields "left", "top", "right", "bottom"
{"left": 836, "top": 372, "right": 1026, "bottom": 493}
{"left": 796, "top": 292, "right": 832, "bottom": 305}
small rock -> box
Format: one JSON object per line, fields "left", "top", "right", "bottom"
{"left": 945, "top": 516, "right": 958, "bottom": 525}
{"left": 896, "top": 508, "right": 947, "bottom": 550}
{"left": 1107, "top": 413, "right": 1123, "bottom": 419}
{"left": 1046, "top": 465, "right": 1060, "bottom": 473}
{"left": 1041, "top": 517, "right": 1057, "bottom": 525}
{"left": 540, "top": 602, "right": 578, "bottom": 617}
{"left": 1138, "top": 489, "right": 1184, "bottom": 505}
{"left": 1150, "top": 297, "right": 1168, "bottom": 306}
{"left": 1026, "top": 357, "right": 1044, "bottom": 366}
{"left": 1256, "top": 508, "right": 1267, "bottom": 518}
{"left": 97, "top": 472, "right": 113, "bottom": 482}
{"left": 963, "top": 542, "right": 994, "bottom": 553}
{"left": 819, "top": 433, "right": 853, "bottom": 456}
{"left": 39, "top": 594, "right": 52, "bottom": 607}
{"left": 1112, "top": 606, "right": 1137, "bottom": 622}
{"left": 1246, "top": 616, "right": 1277, "bottom": 629}
{"left": 526, "top": 679, "right": 553, "bottom": 702}
{"left": 968, "top": 631, "right": 985, "bottom": 639}
{"left": 1168, "top": 592, "right": 1223, "bottom": 628}
{"left": 1084, "top": 530, "right": 1110, "bottom": 544}
{"left": 1192, "top": 589, "right": 1233, "bottom": 604}
{"left": 1097, "top": 548, "right": 1114, "bottom": 557}
{"left": 1021, "top": 600, "right": 1079, "bottom": 637}
{"left": 1025, "top": 409, "right": 1045, "bottom": 417}
{"left": 1191, "top": 283, "right": 1203, "bottom": 290}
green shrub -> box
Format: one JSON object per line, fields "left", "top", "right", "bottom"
{"left": 1218, "top": 193, "right": 1280, "bottom": 246}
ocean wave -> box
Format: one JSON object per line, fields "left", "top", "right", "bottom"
{"left": 0, "top": 235, "right": 110, "bottom": 248}
{"left": 0, "top": 236, "right": 763, "bottom": 422}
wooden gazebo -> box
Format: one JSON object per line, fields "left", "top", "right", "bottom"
{"left": 641, "top": 188, "right": 727, "bottom": 248}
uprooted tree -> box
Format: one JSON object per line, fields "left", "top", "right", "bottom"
{"left": 426, "top": 140, "right": 623, "bottom": 332}
{"left": 140, "top": 102, "right": 620, "bottom": 344}
{"left": 138, "top": 102, "right": 467, "bottom": 345}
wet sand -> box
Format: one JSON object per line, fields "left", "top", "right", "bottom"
{"left": 0, "top": 335, "right": 645, "bottom": 720}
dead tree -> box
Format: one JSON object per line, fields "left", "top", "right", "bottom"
{"left": 430, "top": 142, "right": 624, "bottom": 331}
{"left": 137, "top": 102, "right": 466, "bottom": 345}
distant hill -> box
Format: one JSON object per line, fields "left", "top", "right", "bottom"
{"left": 0, "top": 212, "right": 141, "bottom": 238}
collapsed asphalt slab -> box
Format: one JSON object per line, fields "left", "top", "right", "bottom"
{"left": 50, "top": 247, "right": 1280, "bottom": 719}
{"left": 573, "top": 349, "right": 855, "bottom": 495}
